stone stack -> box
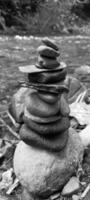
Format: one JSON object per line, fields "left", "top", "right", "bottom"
{"left": 12, "top": 38, "right": 84, "bottom": 200}
{"left": 19, "top": 38, "right": 70, "bottom": 152}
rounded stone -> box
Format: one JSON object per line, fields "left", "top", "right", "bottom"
{"left": 38, "top": 56, "right": 60, "bottom": 69}
{"left": 38, "top": 91, "right": 58, "bottom": 104}
{"left": 25, "top": 90, "right": 59, "bottom": 117}
{"left": 37, "top": 45, "right": 60, "bottom": 58}
{"left": 14, "top": 128, "right": 84, "bottom": 199}
{"left": 20, "top": 124, "right": 68, "bottom": 152}
{"left": 24, "top": 107, "right": 61, "bottom": 124}
{"left": 23, "top": 115, "right": 70, "bottom": 136}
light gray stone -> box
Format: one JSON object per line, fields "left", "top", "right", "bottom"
{"left": 62, "top": 177, "right": 80, "bottom": 197}
{"left": 72, "top": 194, "right": 80, "bottom": 200}
{"left": 13, "top": 128, "right": 84, "bottom": 199}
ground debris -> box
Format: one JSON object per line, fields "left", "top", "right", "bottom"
{"left": 6, "top": 178, "right": 19, "bottom": 195}
{"left": 62, "top": 177, "right": 80, "bottom": 197}
{"left": 0, "top": 116, "right": 20, "bottom": 140}
{"left": 0, "top": 168, "right": 13, "bottom": 191}
{"left": 80, "top": 184, "right": 90, "bottom": 199}
{"left": 0, "top": 168, "right": 20, "bottom": 197}
{"left": 0, "top": 138, "right": 16, "bottom": 166}
{"left": 50, "top": 192, "right": 60, "bottom": 200}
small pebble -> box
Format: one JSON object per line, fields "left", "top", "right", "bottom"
{"left": 62, "top": 176, "right": 80, "bottom": 197}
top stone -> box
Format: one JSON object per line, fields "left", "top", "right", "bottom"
{"left": 42, "top": 38, "right": 59, "bottom": 51}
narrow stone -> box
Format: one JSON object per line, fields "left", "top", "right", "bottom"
{"left": 42, "top": 38, "right": 59, "bottom": 51}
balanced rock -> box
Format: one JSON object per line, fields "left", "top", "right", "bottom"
{"left": 12, "top": 39, "right": 85, "bottom": 200}
{"left": 20, "top": 124, "right": 68, "bottom": 152}
{"left": 42, "top": 38, "right": 59, "bottom": 51}
{"left": 28, "top": 68, "right": 67, "bottom": 84}
{"left": 38, "top": 56, "right": 60, "bottom": 69}
{"left": 14, "top": 128, "right": 84, "bottom": 199}
{"left": 23, "top": 114, "right": 70, "bottom": 136}
{"left": 37, "top": 45, "right": 60, "bottom": 58}
{"left": 24, "top": 90, "right": 59, "bottom": 118}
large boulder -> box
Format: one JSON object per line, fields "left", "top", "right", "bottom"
{"left": 14, "top": 128, "right": 84, "bottom": 199}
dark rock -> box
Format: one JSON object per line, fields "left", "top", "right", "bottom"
{"left": 37, "top": 46, "right": 60, "bottom": 58}
{"left": 23, "top": 114, "right": 70, "bottom": 136}
{"left": 25, "top": 90, "right": 59, "bottom": 117}
{"left": 38, "top": 91, "right": 58, "bottom": 104}
{"left": 38, "top": 56, "right": 60, "bottom": 69}
{"left": 20, "top": 124, "right": 68, "bottom": 152}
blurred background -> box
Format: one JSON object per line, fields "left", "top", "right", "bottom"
{"left": 0, "top": 0, "right": 90, "bottom": 35}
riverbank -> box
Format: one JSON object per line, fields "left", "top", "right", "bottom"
{"left": 0, "top": 0, "right": 90, "bottom": 36}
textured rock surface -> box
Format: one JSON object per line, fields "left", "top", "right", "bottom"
{"left": 20, "top": 125, "right": 68, "bottom": 152}
{"left": 38, "top": 56, "right": 60, "bottom": 69}
{"left": 62, "top": 177, "right": 80, "bottom": 197}
{"left": 14, "top": 128, "right": 84, "bottom": 199}
{"left": 72, "top": 194, "right": 80, "bottom": 200}
{"left": 37, "top": 45, "right": 59, "bottom": 58}
{"left": 42, "top": 38, "right": 59, "bottom": 51}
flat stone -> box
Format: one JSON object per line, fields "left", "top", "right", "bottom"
{"left": 37, "top": 45, "right": 60, "bottom": 58}
{"left": 20, "top": 124, "right": 68, "bottom": 152}
{"left": 32, "top": 68, "right": 67, "bottom": 84}
{"left": 42, "top": 38, "right": 59, "bottom": 51}
{"left": 14, "top": 128, "right": 84, "bottom": 199}
{"left": 62, "top": 177, "right": 80, "bottom": 197}
{"left": 23, "top": 114, "right": 70, "bottom": 136}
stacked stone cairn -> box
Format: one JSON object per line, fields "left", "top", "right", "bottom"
{"left": 12, "top": 38, "right": 84, "bottom": 200}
